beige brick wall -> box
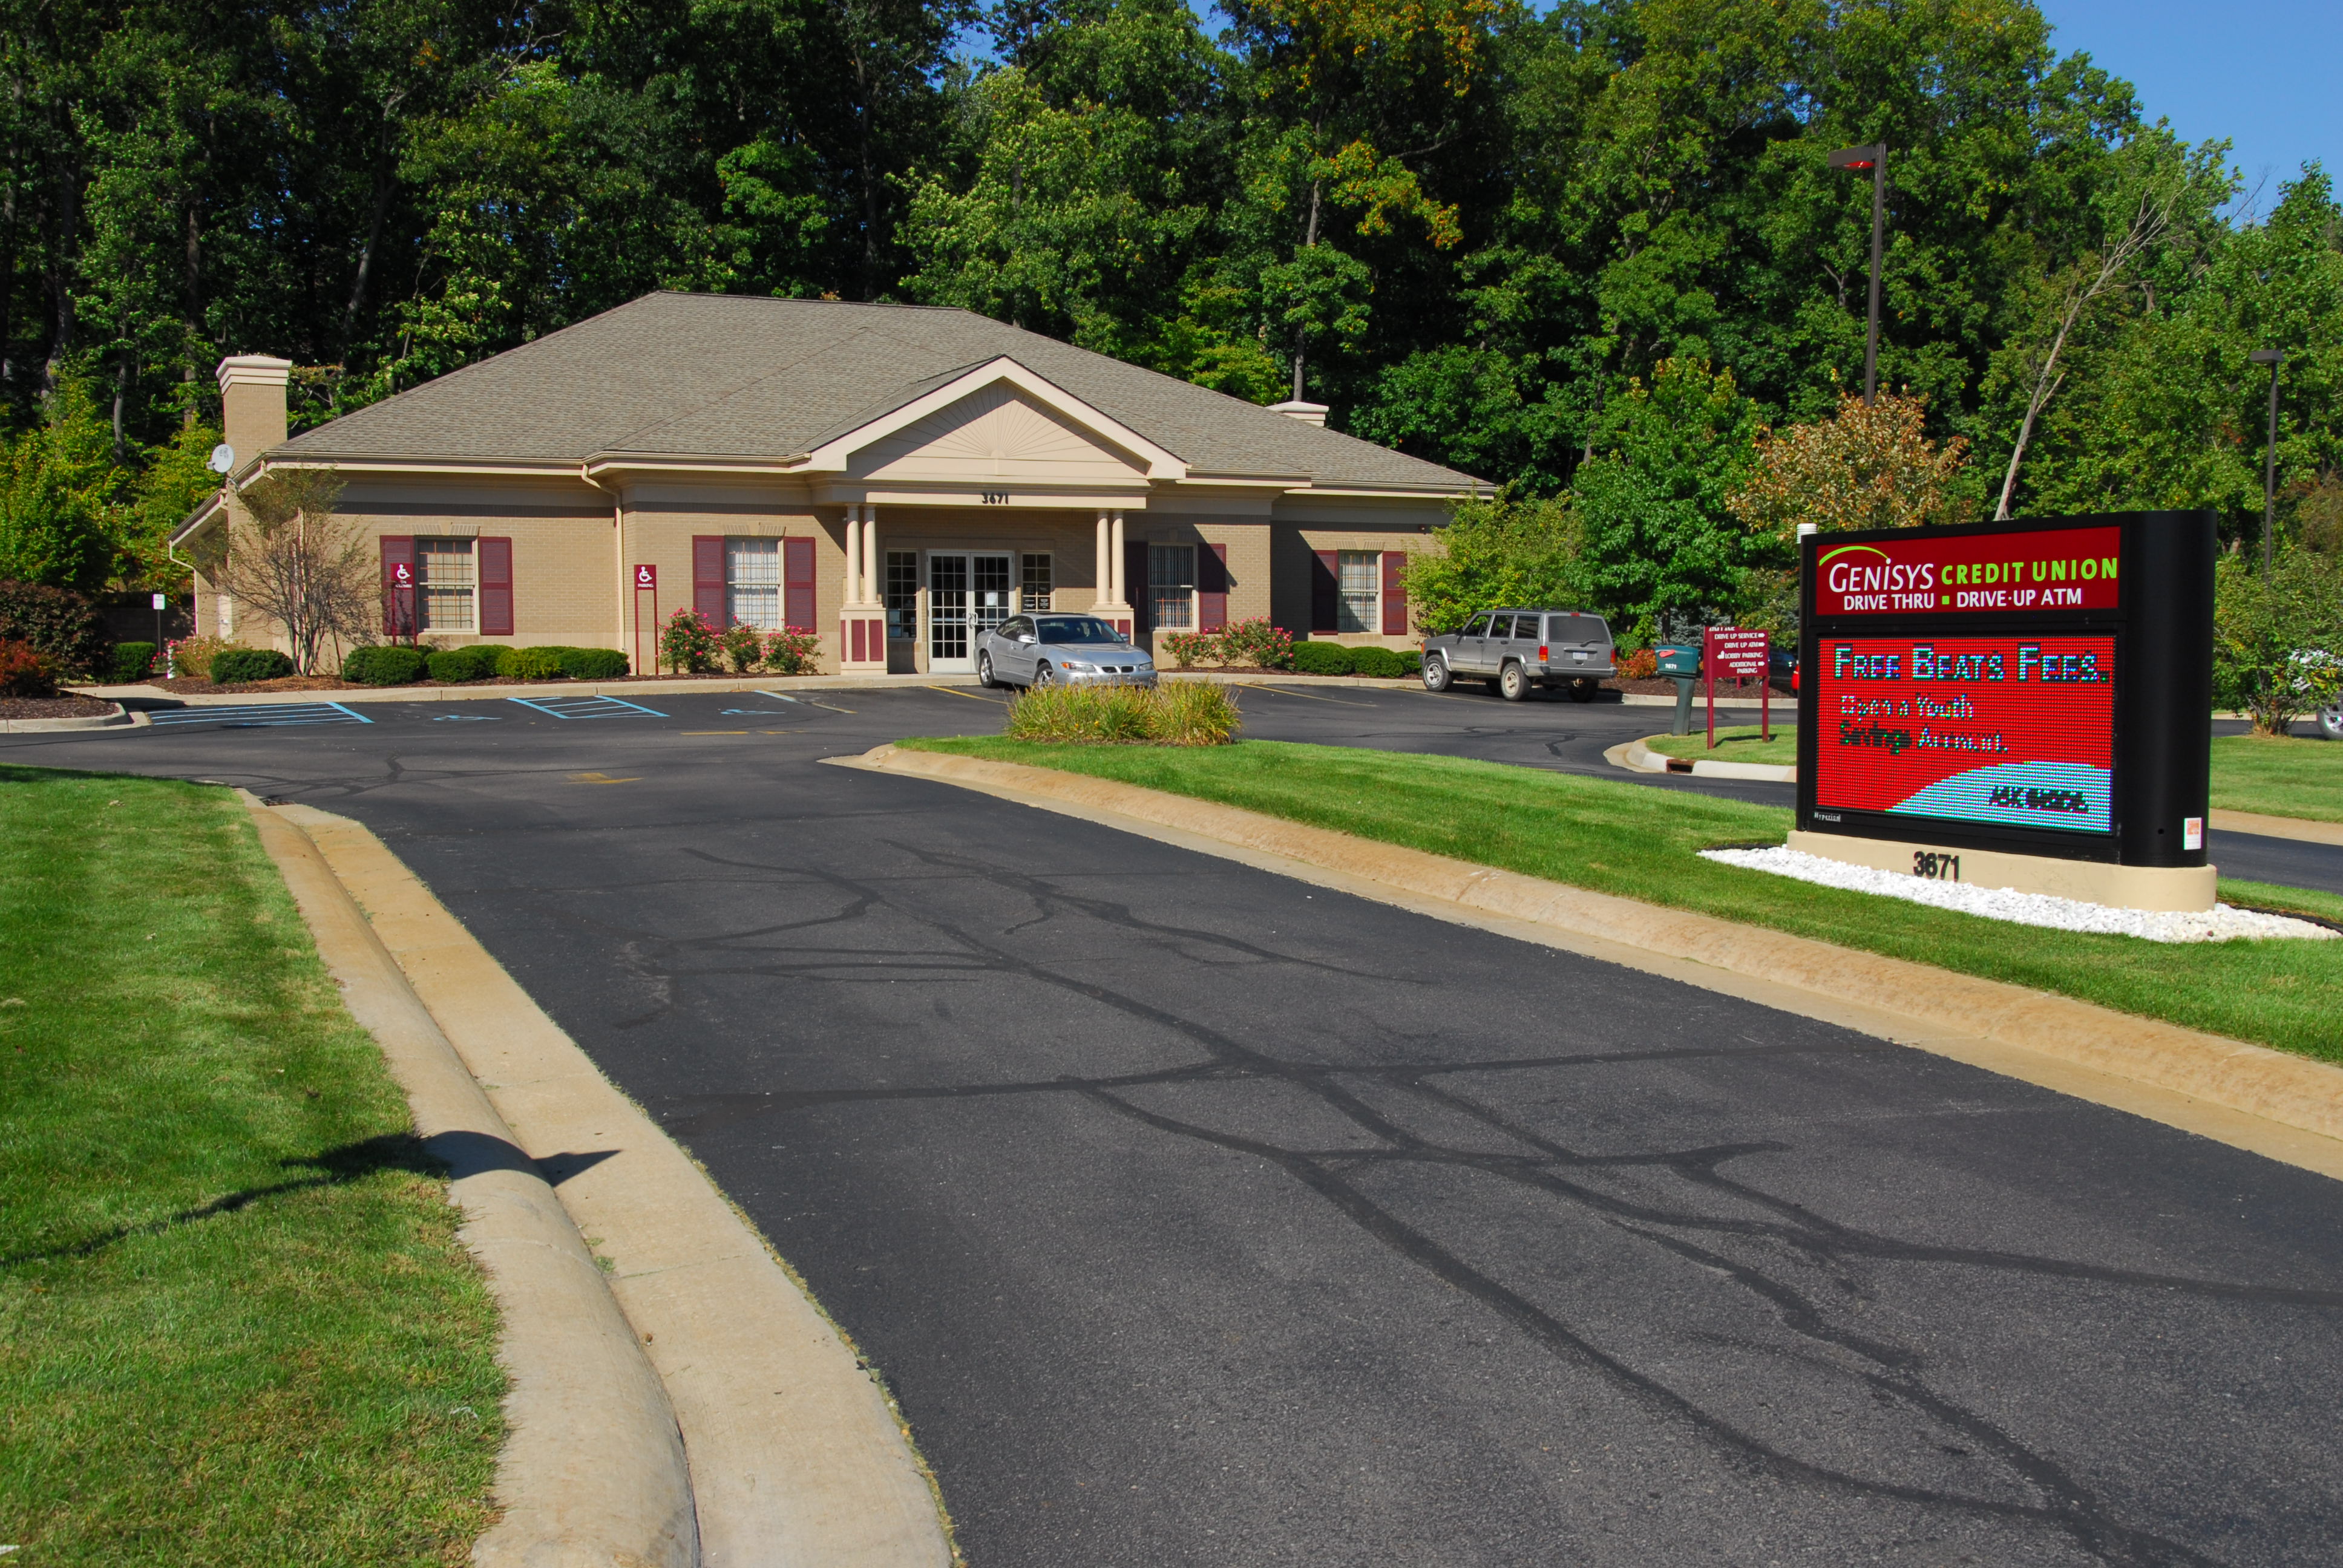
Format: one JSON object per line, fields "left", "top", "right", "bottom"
{"left": 1271, "top": 520, "right": 1442, "bottom": 648}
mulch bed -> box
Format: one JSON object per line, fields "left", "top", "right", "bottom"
{"left": 1, "top": 694, "right": 117, "bottom": 719}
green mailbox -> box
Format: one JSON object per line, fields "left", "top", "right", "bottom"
{"left": 1655, "top": 644, "right": 1702, "bottom": 677}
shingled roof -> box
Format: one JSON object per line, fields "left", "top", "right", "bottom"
{"left": 278, "top": 292, "right": 1479, "bottom": 492}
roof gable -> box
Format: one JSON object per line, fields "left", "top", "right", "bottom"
{"left": 811, "top": 358, "right": 1183, "bottom": 485}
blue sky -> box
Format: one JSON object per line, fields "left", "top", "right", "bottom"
{"left": 2038, "top": 0, "right": 2339, "bottom": 214}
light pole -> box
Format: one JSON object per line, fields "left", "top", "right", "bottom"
{"left": 2249, "top": 348, "right": 2286, "bottom": 572}
{"left": 1829, "top": 143, "right": 1888, "bottom": 405}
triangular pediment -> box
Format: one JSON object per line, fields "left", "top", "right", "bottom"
{"left": 801, "top": 356, "right": 1186, "bottom": 483}
{"left": 851, "top": 383, "right": 1146, "bottom": 483}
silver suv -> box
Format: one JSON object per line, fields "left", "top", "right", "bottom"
{"left": 1422, "top": 609, "right": 1616, "bottom": 702}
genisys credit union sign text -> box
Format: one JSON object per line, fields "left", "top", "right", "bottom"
{"left": 1814, "top": 524, "right": 2122, "bottom": 616}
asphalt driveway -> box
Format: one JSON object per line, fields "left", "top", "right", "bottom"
{"left": 5, "top": 688, "right": 2339, "bottom": 1566}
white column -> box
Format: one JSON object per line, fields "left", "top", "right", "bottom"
{"left": 842, "top": 506, "right": 862, "bottom": 609}
{"left": 1095, "top": 510, "right": 1110, "bottom": 607}
{"left": 1109, "top": 510, "right": 1127, "bottom": 604}
{"left": 861, "top": 505, "right": 879, "bottom": 608}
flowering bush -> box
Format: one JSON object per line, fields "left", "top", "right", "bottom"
{"left": 0, "top": 638, "right": 59, "bottom": 697}
{"left": 1159, "top": 630, "right": 1217, "bottom": 669}
{"left": 1618, "top": 647, "right": 1658, "bottom": 680}
{"left": 659, "top": 609, "right": 720, "bottom": 674}
{"left": 1217, "top": 618, "right": 1294, "bottom": 671}
{"left": 761, "top": 627, "right": 822, "bottom": 675}
{"left": 718, "top": 622, "right": 764, "bottom": 673}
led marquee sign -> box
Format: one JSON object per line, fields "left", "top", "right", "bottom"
{"left": 1797, "top": 512, "right": 2215, "bottom": 869}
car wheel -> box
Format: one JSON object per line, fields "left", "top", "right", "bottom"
{"left": 976, "top": 650, "right": 997, "bottom": 688}
{"left": 2321, "top": 704, "right": 2343, "bottom": 741}
{"left": 1422, "top": 653, "right": 1451, "bottom": 693}
{"left": 1033, "top": 662, "right": 1058, "bottom": 688}
{"left": 1499, "top": 662, "right": 1531, "bottom": 702}
{"left": 1568, "top": 677, "right": 1599, "bottom": 703}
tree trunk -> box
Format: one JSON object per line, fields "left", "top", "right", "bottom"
{"left": 342, "top": 122, "right": 396, "bottom": 348}
{"left": 42, "top": 142, "right": 79, "bottom": 397}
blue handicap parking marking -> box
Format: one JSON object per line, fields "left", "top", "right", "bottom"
{"left": 719, "top": 708, "right": 793, "bottom": 715}
{"left": 431, "top": 713, "right": 501, "bottom": 722}
{"left": 506, "top": 694, "right": 667, "bottom": 720}
{"left": 148, "top": 701, "right": 372, "bottom": 728}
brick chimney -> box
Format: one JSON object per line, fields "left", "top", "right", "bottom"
{"left": 215, "top": 355, "right": 293, "bottom": 475}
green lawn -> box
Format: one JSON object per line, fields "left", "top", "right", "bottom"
{"left": 2209, "top": 733, "right": 2343, "bottom": 823}
{"left": 1642, "top": 727, "right": 2343, "bottom": 825}
{"left": 0, "top": 765, "right": 504, "bottom": 1564}
{"left": 902, "top": 737, "right": 2343, "bottom": 1063}
{"left": 1646, "top": 725, "right": 1799, "bottom": 765}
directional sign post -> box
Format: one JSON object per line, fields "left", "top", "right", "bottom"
{"left": 1703, "top": 626, "right": 1771, "bottom": 748}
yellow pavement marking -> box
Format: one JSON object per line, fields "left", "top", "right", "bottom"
{"left": 1238, "top": 682, "right": 1375, "bottom": 707}
{"left": 928, "top": 685, "right": 1008, "bottom": 704}
{"left": 681, "top": 730, "right": 750, "bottom": 735}
{"left": 568, "top": 771, "right": 642, "bottom": 785}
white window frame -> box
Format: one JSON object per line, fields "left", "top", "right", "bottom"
{"left": 726, "top": 537, "right": 783, "bottom": 631}
{"left": 416, "top": 537, "right": 477, "bottom": 633}
{"left": 1149, "top": 543, "right": 1196, "bottom": 631}
{"left": 1336, "top": 550, "right": 1380, "bottom": 634}
{"left": 1020, "top": 551, "right": 1054, "bottom": 613}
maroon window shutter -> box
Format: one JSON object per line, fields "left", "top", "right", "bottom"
{"left": 1380, "top": 550, "right": 1407, "bottom": 635}
{"left": 783, "top": 537, "right": 816, "bottom": 630}
{"left": 1198, "top": 543, "right": 1228, "bottom": 632}
{"left": 477, "top": 537, "right": 514, "bottom": 636}
{"left": 381, "top": 535, "right": 416, "bottom": 638}
{"left": 1125, "top": 541, "right": 1150, "bottom": 633}
{"left": 693, "top": 535, "right": 727, "bottom": 628}
{"left": 1310, "top": 550, "right": 1339, "bottom": 632}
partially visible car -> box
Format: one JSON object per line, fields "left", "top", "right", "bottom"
{"left": 1421, "top": 609, "right": 1616, "bottom": 702}
{"left": 975, "top": 613, "right": 1158, "bottom": 689}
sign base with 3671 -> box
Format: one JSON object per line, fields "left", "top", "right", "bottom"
{"left": 1795, "top": 511, "right": 2215, "bottom": 913}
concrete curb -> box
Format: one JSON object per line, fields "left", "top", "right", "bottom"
{"left": 1613, "top": 735, "right": 1798, "bottom": 782}
{"left": 844, "top": 745, "right": 2343, "bottom": 1181}
{"left": 1, "top": 701, "right": 140, "bottom": 733}
{"left": 272, "top": 805, "right": 955, "bottom": 1568}
{"left": 243, "top": 797, "right": 700, "bottom": 1568}
{"left": 2209, "top": 808, "right": 2343, "bottom": 848}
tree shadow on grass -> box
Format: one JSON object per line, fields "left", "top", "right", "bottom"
{"left": 2, "top": 1132, "right": 454, "bottom": 1270}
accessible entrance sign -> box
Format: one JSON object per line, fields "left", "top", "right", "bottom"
{"left": 1797, "top": 511, "right": 2215, "bottom": 869}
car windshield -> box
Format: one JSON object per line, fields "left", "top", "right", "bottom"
{"left": 1036, "top": 616, "right": 1121, "bottom": 645}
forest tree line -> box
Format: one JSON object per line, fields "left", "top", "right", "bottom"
{"left": 2, "top": 0, "right": 2338, "bottom": 635}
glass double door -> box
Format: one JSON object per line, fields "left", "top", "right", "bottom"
{"left": 928, "top": 552, "right": 1012, "bottom": 672}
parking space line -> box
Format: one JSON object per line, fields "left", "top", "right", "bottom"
{"left": 926, "top": 685, "right": 1009, "bottom": 704}
{"left": 147, "top": 701, "right": 373, "bottom": 728}
{"left": 507, "top": 695, "right": 667, "bottom": 720}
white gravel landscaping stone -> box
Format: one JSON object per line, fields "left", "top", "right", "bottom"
{"left": 1699, "top": 846, "right": 2337, "bottom": 944}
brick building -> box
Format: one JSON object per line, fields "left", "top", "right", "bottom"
{"left": 177, "top": 293, "right": 1481, "bottom": 674}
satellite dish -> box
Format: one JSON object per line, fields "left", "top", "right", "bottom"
{"left": 206, "top": 443, "right": 235, "bottom": 475}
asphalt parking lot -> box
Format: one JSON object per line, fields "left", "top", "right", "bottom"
{"left": 7, "top": 686, "right": 2341, "bottom": 1566}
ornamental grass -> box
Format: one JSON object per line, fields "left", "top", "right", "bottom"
{"left": 1003, "top": 680, "right": 1240, "bottom": 746}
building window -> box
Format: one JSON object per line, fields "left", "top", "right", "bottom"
{"left": 886, "top": 550, "right": 919, "bottom": 641}
{"left": 1021, "top": 552, "right": 1053, "bottom": 612}
{"left": 1149, "top": 543, "right": 1195, "bottom": 630}
{"left": 417, "top": 538, "right": 476, "bottom": 632}
{"left": 726, "top": 538, "right": 781, "bottom": 629}
{"left": 1337, "top": 550, "right": 1380, "bottom": 633}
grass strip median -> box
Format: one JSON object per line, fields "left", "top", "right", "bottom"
{"left": 0, "top": 763, "right": 503, "bottom": 1564}
{"left": 901, "top": 737, "right": 2343, "bottom": 1064}
{"left": 2209, "top": 733, "right": 2343, "bottom": 823}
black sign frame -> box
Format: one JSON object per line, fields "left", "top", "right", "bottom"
{"left": 1795, "top": 510, "right": 2214, "bottom": 868}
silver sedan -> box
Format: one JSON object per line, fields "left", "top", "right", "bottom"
{"left": 976, "top": 613, "right": 1159, "bottom": 689}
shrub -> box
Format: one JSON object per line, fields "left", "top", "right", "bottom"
{"left": 339, "top": 645, "right": 424, "bottom": 685}
{"left": 0, "top": 579, "right": 109, "bottom": 676}
{"left": 559, "top": 647, "right": 629, "bottom": 680}
{"left": 659, "top": 609, "right": 719, "bottom": 674}
{"left": 1159, "top": 630, "right": 1218, "bottom": 669}
{"left": 1291, "top": 641, "right": 1356, "bottom": 676}
{"left": 495, "top": 645, "right": 568, "bottom": 681}
{"left": 1397, "top": 650, "right": 1423, "bottom": 676}
{"left": 1217, "top": 618, "right": 1294, "bottom": 671}
{"left": 1619, "top": 647, "right": 1659, "bottom": 680}
{"left": 0, "top": 639, "right": 59, "bottom": 697}
{"left": 718, "top": 623, "right": 764, "bottom": 673}
{"left": 1004, "top": 680, "right": 1240, "bottom": 745}
{"left": 166, "top": 635, "right": 239, "bottom": 679}
{"left": 761, "top": 628, "right": 821, "bottom": 676}
{"left": 211, "top": 647, "right": 297, "bottom": 684}
{"left": 427, "top": 647, "right": 497, "bottom": 682}
{"left": 1349, "top": 645, "right": 1409, "bottom": 678}
{"left": 110, "top": 641, "right": 157, "bottom": 682}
